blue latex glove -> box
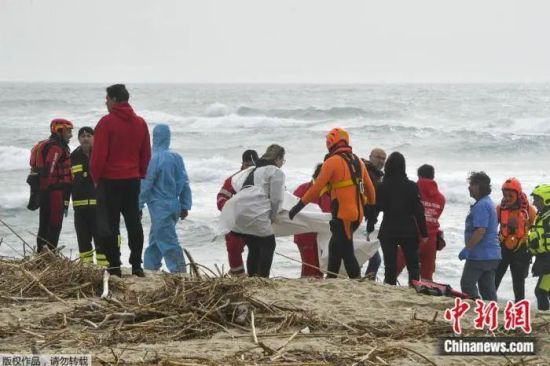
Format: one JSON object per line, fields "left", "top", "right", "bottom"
{"left": 458, "top": 248, "right": 470, "bottom": 261}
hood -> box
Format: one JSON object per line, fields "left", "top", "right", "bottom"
{"left": 417, "top": 178, "right": 439, "bottom": 198}
{"left": 153, "top": 124, "right": 170, "bottom": 151}
{"left": 365, "top": 160, "right": 384, "bottom": 178}
{"left": 110, "top": 102, "right": 136, "bottom": 121}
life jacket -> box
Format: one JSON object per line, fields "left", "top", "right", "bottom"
{"left": 497, "top": 193, "right": 535, "bottom": 250}
{"left": 528, "top": 210, "right": 550, "bottom": 255}
{"left": 38, "top": 136, "right": 72, "bottom": 190}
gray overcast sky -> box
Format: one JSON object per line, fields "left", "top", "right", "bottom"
{"left": 1, "top": 0, "right": 549, "bottom": 83}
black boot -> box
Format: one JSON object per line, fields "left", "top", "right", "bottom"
{"left": 132, "top": 266, "right": 145, "bottom": 277}
{"left": 109, "top": 267, "right": 122, "bottom": 277}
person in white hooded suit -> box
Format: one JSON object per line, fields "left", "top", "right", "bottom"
{"left": 221, "top": 144, "right": 286, "bottom": 277}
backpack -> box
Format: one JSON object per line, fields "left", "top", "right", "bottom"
{"left": 29, "top": 139, "right": 51, "bottom": 174}
{"left": 26, "top": 138, "right": 51, "bottom": 211}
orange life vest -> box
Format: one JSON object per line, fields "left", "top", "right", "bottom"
{"left": 497, "top": 204, "right": 536, "bottom": 250}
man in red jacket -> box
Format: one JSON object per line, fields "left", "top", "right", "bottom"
{"left": 396, "top": 164, "right": 445, "bottom": 281}
{"left": 91, "top": 84, "right": 151, "bottom": 277}
{"left": 293, "top": 163, "right": 332, "bottom": 278}
{"left": 217, "top": 150, "right": 258, "bottom": 275}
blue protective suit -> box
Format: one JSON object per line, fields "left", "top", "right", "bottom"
{"left": 139, "top": 124, "right": 192, "bottom": 273}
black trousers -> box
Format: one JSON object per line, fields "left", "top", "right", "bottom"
{"left": 381, "top": 236, "right": 419, "bottom": 285}
{"left": 74, "top": 207, "right": 106, "bottom": 264}
{"left": 327, "top": 219, "right": 360, "bottom": 279}
{"left": 96, "top": 178, "right": 143, "bottom": 270}
{"left": 243, "top": 234, "right": 276, "bottom": 278}
{"left": 494, "top": 245, "right": 531, "bottom": 302}
{"left": 37, "top": 189, "right": 65, "bottom": 252}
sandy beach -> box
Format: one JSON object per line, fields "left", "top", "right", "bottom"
{"left": 1, "top": 253, "right": 548, "bottom": 365}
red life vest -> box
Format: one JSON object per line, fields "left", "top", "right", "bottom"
{"left": 37, "top": 138, "right": 72, "bottom": 190}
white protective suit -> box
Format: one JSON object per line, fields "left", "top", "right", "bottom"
{"left": 219, "top": 170, "right": 380, "bottom": 276}
{"left": 220, "top": 165, "right": 285, "bottom": 237}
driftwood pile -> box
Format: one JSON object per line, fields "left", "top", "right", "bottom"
{"left": 36, "top": 274, "right": 315, "bottom": 346}
{"left": 1, "top": 249, "right": 548, "bottom": 365}
{"left": 0, "top": 250, "right": 124, "bottom": 302}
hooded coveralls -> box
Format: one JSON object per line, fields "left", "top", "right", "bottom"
{"left": 139, "top": 124, "right": 192, "bottom": 273}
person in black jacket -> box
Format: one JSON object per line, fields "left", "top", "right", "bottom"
{"left": 70, "top": 127, "right": 107, "bottom": 267}
{"left": 362, "top": 148, "right": 386, "bottom": 280}
{"left": 376, "top": 152, "right": 428, "bottom": 285}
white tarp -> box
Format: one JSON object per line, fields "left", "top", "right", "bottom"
{"left": 220, "top": 191, "right": 379, "bottom": 276}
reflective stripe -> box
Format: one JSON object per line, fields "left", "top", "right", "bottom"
{"left": 79, "top": 250, "right": 94, "bottom": 258}
{"left": 73, "top": 199, "right": 97, "bottom": 207}
{"left": 230, "top": 265, "right": 245, "bottom": 273}
{"left": 319, "top": 179, "right": 356, "bottom": 197}
{"left": 96, "top": 259, "right": 109, "bottom": 268}
{"left": 71, "top": 164, "right": 83, "bottom": 174}
{"left": 64, "top": 200, "right": 70, "bottom": 206}
{"left": 528, "top": 211, "right": 550, "bottom": 255}
{"left": 79, "top": 250, "right": 94, "bottom": 264}
{"left": 96, "top": 253, "right": 107, "bottom": 260}
{"left": 540, "top": 274, "right": 550, "bottom": 292}
{"left": 118, "top": 235, "right": 122, "bottom": 247}
{"left": 219, "top": 188, "right": 233, "bottom": 198}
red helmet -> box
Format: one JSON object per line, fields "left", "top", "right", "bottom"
{"left": 502, "top": 177, "right": 522, "bottom": 194}
{"left": 50, "top": 119, "right": 74, "bottom": 134}
{"left": 326, "top": 127, "right": 349, "bottom": 150}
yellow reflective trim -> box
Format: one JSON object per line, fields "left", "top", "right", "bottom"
{"left": 118, "top": 235, "right": 122, "bottom": 247}
{"left": 539, "top": 274, "right": 550, "bottom": 292}
{"left": 71, "top": 165, "right": 83, "bottom": 173}
{"left": 96, "top": 260, "right": 109, "bottom": 268}
{"left": 73, "top": 199, "right": 97, "bottom": 207}
{"left": 79, "top": 250, "right": 94, "bottom": 258}
{"left": 96, "top": 254, "right": 106, "bottom": 259}
{"left": 320, "top": 179, "right": 356, "bottom": 197}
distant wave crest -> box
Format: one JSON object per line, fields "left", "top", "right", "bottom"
{"left": 235, "top": 106, "right": 401, "bottom": 120}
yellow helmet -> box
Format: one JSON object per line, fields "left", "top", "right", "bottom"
{"left": 531, "top": 184, "right": 550, "bottom": 206}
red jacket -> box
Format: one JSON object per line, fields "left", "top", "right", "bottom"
{"left": 293, "top": 181, "right": 332, "bottom": 246}
{"left": 417, "top": 178, "right": 445, "bottom": 235}
{"left": 217, "top": 172, "right": 239, "bottom": 211}
{"left": 91, "top": 102, "right": 151, "bottom": 182}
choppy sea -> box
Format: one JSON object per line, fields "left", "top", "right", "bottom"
{"left": 2, "top": 82, "right": 550, "bottom": 302}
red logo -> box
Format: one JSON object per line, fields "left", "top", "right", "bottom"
{"left": 444, "top": 299, "right": 532, "bottom": 334}
{"left": 504, "top": 300, "right": 532, "bottom": 334}
{"left": 474, "top": 300, "right": 499, "bottom": 331}
{"left": 444, "top": 298, "right": 471, "bottom": 334}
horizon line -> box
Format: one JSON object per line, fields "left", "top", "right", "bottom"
{"left": 2, "top": 80, "right": 550, "bottom": 86}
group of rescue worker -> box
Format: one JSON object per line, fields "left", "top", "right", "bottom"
{"left": 28, "top": 84, "right": 191, "bottom": 278}
{"left": 27, "top": 84, "right": 549, "bottom": 311}
{"left": 217, "top": 128, "right": 549, "bottom": 311}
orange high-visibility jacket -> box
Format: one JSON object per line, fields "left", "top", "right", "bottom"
{"left": 301, "top": 154, "right": 376, "bottom": 225}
